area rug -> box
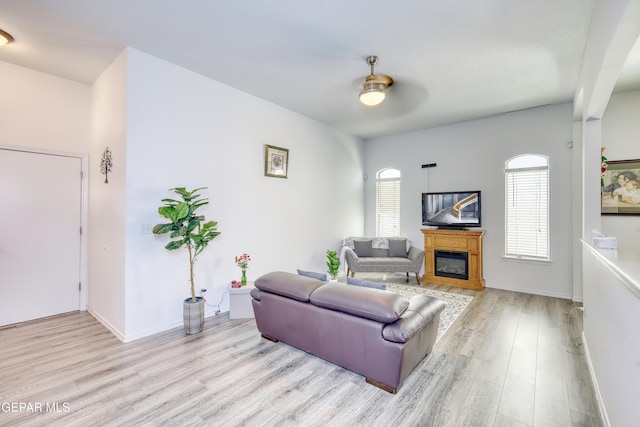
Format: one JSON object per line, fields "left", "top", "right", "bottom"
{"left": 384, "top": 282, "right": 473, "bottom": 341}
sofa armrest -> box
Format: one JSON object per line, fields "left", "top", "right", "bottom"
{"left": 382, "top": 295, "right": 445, "bottom": 343}
{"left": 407, "top": 246, "right": 424, "bottom": 263}
{"left": 344, "top": 246, "right": 359, "bottom": 265}
{"left": 250, "top": 288, "right": 261, "bottom": 301}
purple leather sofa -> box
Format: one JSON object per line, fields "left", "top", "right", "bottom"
{"left": 250, "top": 271, "right": 446, "bottom": 393}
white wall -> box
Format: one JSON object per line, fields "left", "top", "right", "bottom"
{"left": 582, "top": 244, "right": 640, "bottom": 427}
{"left": 0, "top": 60, "right": 91, "bottom": 315}
{"left": 575, "top": 0, "right": 640, "bottom": 250}
{"left": 0, "top": 61, "right": 90, "bottom": 153}
{"left": 96, "top": 49, "right": 365, "bottom": 341}
{"left": 576, "top": 2, "right": 640, "bottom": 425}
{"left": 364, "top": 104, "right": 575, "bottom": 298}
{"left": 88, "top": 50, "right": 128, "bottom": 338}
{"left": 601, "top": 89, "right": 640, "bottom": 248}
{"left": 3, "top": 47, "right": 364, "bottom": 342}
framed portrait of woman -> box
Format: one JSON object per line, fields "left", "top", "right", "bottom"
{"left": 601, "top": 159, "right": 640, "bottom": 215}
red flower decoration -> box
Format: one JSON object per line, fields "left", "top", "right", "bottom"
{"left": 235, "top": 253, "right": 251, "bottom": 269}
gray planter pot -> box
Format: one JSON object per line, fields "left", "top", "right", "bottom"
{"left": 183, "top": 296, "right": 205, "bottom": 334}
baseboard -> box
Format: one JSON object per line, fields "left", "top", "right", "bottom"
{"left": 122, "top": 320, "right": 183, "bottom": 343}
{"left": 485, "top": 282, "right": 572, "bottom": 300}
{"left": 582, "top": 332, "right": 611, "bottom": 427}
{"left": 87, "top": 307, "right": 126, "bottom": 343}
{"left": 90, "top": 307, "right": 226, "bottom": 343}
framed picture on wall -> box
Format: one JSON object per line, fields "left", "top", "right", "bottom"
{"left": 264, "top": 144, "right": 289, "bottom": 178}
{"left": 601, "top": 159, "right": 640, "bottom": 215}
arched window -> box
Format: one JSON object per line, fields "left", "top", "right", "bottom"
{"left": 376, "top": 168, "right": 401, "bottom": 237}
{"left": 505, "top": 154, "right": 549, "bottom": 260}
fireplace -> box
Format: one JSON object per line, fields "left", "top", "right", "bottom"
{"left": 434, "top": 250, "right": 468, "bottom": 280}
{"left": 421, "top": 229, "right": 484, "bottom": 290}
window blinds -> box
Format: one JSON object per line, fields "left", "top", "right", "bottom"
{"left": 376, "top": 178, "right": 400, "bottom": 237}
{"left": 505, "top": 166, "right": 549, "bottom": 259}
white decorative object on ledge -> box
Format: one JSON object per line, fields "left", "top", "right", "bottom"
{"left": 593, "top": 236, "right": 617, "bottom": 249}
{"left": 592, "top": 229, "right": 617, "bottom": 249}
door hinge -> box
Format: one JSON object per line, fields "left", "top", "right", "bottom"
{"left": 78, "top": 282, "right": 82, "bottom": 291}
{"left": 80, "top": 226, "right": 82, "bottom": 235}
{"left": 80, "top": 171, "right": 84, "bottom": 180}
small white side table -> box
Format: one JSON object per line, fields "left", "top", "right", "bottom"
{"left": 229, "top": 281, "right": 255, "bottom": 319}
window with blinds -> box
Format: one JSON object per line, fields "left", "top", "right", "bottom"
{"left": 504, "top": 154, "right": 549, "bottom": 260}
{"left": 376, "top": 168, "right": 401, "bottom": 237}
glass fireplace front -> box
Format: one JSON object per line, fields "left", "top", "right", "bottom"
{"left": 434, "top": 250, "right": 469, "bottom": 280}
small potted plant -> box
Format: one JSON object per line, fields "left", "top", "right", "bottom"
{"left": 326, "top": 250, "right": 340, "bottom": 281}
{"left": 153, "top": 187, "right": 221, "bottom": 334}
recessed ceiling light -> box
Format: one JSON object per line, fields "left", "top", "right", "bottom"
{"left": 0, "top": 29, "right": 14, "bottom": 46}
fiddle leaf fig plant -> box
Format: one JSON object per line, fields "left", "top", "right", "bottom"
{"left": 326, "top": 250, "right": 340, "bottom": 280}
{"left": 153, "top": 187, "right": 221, "bottom": 302}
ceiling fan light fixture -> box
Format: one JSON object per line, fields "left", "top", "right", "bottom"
{"left": 359, "top": 82, "right": 387, "bottom": 106}
{"left": 359, "top": 55, "right": 393, "bottom": 106}
{"left": 0, "top": 29, "right": 14, "bottom": 46}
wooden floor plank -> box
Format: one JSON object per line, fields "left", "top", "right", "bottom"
{"left": 533, "top": 369, "right": 572, "bottom": 427}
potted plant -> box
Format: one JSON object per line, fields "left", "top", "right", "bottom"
{"left": 153, "top": 187, "right": 221, "bottom": 334}
{"left": 326, "top": 250, "right": 340, "bottom": 281}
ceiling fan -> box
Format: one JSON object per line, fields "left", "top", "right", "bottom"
{"left": 359, "top": 55, "right": 393, "bottom": 107}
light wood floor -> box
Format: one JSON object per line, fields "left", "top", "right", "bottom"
{"left": 0, "top": 277, "right": 602, "bottom": 427}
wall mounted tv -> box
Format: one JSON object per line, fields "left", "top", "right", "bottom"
{"left": 422, "top": 191, "right": 481, "bottom": 229}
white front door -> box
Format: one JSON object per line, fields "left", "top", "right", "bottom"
{"left": 0, "top": 148, "right": 82, "bottom": 326}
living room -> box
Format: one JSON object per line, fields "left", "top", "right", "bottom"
{"left": 1, "top": 1, "right": 639, "bottom": 425}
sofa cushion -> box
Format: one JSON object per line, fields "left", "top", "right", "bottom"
{"left": 255, "top": 271, "right": 325, "bottom": 302}
{"left": 388, "top": 238, "right": 408, "bottom": 257}
{"left": 310, "top": 283, "right": 409, "bottom": 324}
{"left": 371, "top": 248, "right": 389, "bottom": 257}
{"left": 353, "top": 239, "right": 373, "bottom": 257}
{"left": 297, "top": 269, "right": 328, "bottom": 282}
{"left": 345, "top": 237, "right": 388, "bottom": 250}
{"left": 347, "top": 277, "right": 386, "bottom": 290}
{"left": 347, "top": 257, "right": 419, "bottom": 270}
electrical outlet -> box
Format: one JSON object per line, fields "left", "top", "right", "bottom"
{"left": 139, "top": 223, "right": 153, "bottom": 235}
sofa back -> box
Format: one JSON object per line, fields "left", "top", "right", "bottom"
{"left": 254, "top": 271, "right": 324, "bottom": 302}
{"left": 343, "top": 237, "right": 412, "bottom": 258}
{"left": 254, "top": 271, "right": 410, "bottom": 324}
{"left": 310, "top": 283, "right": 408, "bottom": 324}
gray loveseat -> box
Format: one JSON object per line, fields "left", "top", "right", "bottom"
{"left": 251, "top": 271, "right": 445, "bottom": 393}
{"left": 342, "top": 237, "right": 424, "bottom": 285}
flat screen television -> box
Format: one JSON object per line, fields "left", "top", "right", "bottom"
{"left": 422, "top": 191, "right": 481, "bottom": 228}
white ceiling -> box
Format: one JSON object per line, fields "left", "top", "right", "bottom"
{"left": 0, "top": 0, "right": 614, "bottom": 138}
{"left": 614, "top": 34, "right": 640, "bottom": 94}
